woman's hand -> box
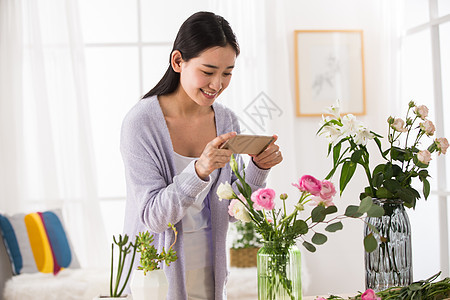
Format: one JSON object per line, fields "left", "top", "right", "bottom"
{"left": 195, "top": 132, "right": 236, "bottom": 180}
{"left": 250, "top": 135, "right": 283, "bottom": 170}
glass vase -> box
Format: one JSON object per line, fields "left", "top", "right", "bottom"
{"left": 257, "top": 241, "right": 302, "bottom": 300}
{"left": 364, "top": 198, "right": 412, "bottom": 291}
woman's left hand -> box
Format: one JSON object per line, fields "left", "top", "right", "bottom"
{"left": 250, "top": 135, "right": 283, "bottom": 170}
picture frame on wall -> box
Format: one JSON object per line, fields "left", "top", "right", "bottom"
{"left": 294, "top": 30, "right": 366, "bottom": 117}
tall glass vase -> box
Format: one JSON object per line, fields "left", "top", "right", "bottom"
{"left": 257, "top": 241, "right": 302, "bottom": 300}
{"left": 364, "top": 198, "right": 412, "bottom": 291}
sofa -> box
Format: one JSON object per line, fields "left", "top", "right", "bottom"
{"left": 0, "top": 209, "right": 109, "bottom": 300}
{"left": 0, "top": 209, "right": 258, "bottom": 300}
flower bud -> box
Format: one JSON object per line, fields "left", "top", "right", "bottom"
{"left": 408, "top": 100, "right": 416, "bottom": 108}
{"left": 295, "top": 203, "right": 305, "bottom": 211}
{"left": 229, "top": 155, "right": 238, "bottom": 173}
{"left": 280, "top": 193, "right": 288, "bottom": 200}
{"left": 216, "top": 181, "right": 235, "bottom": 201}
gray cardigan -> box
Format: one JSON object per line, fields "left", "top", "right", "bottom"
{"left": 120, "top": 95, "right": 269, "bottom": 299}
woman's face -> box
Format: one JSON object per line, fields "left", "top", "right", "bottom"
{"left": 178, "top": 44, "right": 237, "bottom": 106}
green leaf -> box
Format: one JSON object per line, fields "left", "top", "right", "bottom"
{"left": 418, "top": 169, "right": 429, "bottom": 179}
{"left": 383, "top": 179, "right": 401, "bottom": 193}
{"left": 397, "top": 187, "right": 415, "bottom": 204}
{"left": 344, "top": 205, "right": 363, "bottom": 218}
{"left": 327, "top": 142, "right": 332, "bottom": 156}
{"left": 366, "top": 205, "right": 385, "bottom": 217}
{"left": 391, "top": 146, "right": 406, "bottom": 162}
{"left": 365, "top": 223, "right": 380, "bottom": 235}
{"left": 333, "top": 143, "right": 342, "bottom": 166}
{"left": 384, "top": 164, "right": 394, "bottom": 179}
{"left": 312, "top": 233, "right": 328, "bottom": 245}
{"left": 364, "top": 233, "right": 378, "bottom": 252}
{"left": 311, "top": 206, "right": 326, "bottom": 222}
{"left": 392, "top": 164, "right": 402, "bottom": 177}
{"left": 236, "top": 182, "right": 245, "bottom": 196}
{"left": 339, "top": 161, "right": 357, "bottom": 195}
{"left": 244, "top": 182, "right": 252, "bottom": 198}
{"left": 350, "top": 150, "right": 363, "bottom": 163}
{"left": 358, "top": 196, "right": 373, "bottom": 214}
{"left": 423, "top": 178, "right": 430, "bottom": 199}
{"left": 372, "top": 164, "right": 386, "bottom": 178}
{"left": 302, "top": 241, "right": 317, "bottom": 252}
{"left": 293, "top": 220, "right": 308, "bottom": 235}
{"left": 372, "top": 172, "right": 384, "bottom": 188}
{"left": 375, "top": 187, "right": 393, "bottom": 199}
{"left": 325, "top": 222, "right": 343, "bottom": 232}
{"left": 323, "top": 205, "right": 338, "bottom": 215}
{"left": 374, "top": 137, "right": 388, "bottom": 159}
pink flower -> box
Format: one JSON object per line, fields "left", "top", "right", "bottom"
{"left": 436, "top": 137, "right": 449, "bottom": 155}
{"left": 251, "top": 188, "right": 276, "bottom": 211}
{"left": 420, "top": 120, "right": 436, "bottom": 136}
{"left": 417, "top": 150, "right": 432, "bottom": 165}
{"left": 391, "top": 118, "right": 408, "bottom": 132}
{"left": 310, "top": 196, "right": 335, "bottom": 208}
{"left": 361, "top": 288, "right": 380, "bottom": 300}
{"left": 292, "top": 175, "right": 322, "bottom": 196}
{"left": 320, "top": 180, "right": 336, "bottom": 200}
{"left": 414, "top": 105, "right": 429, "bottom": 120}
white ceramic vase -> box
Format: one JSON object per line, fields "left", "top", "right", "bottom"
{"left": 130, "top": 269, "right": 169, "bottom": 300}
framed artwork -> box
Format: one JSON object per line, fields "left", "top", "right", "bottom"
{"left": 294, "top": 30, "right": 366, "bottom": 117}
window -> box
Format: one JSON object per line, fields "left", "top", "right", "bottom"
{"left": 78, "top": 0, "right": 210, "bottom": 238}
{"left": 400, "top": 0, "right": 450, "bottom": 279}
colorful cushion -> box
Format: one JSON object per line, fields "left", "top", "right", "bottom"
{"left": 0, "top": 209, "right": 80, "bottom": 275}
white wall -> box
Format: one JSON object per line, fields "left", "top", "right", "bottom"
{"left": 267, "top": 0, "right": 394, "bottom": 296}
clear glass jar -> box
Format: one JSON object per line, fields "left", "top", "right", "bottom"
{"left": 257, "top": 241, "right": 302, "bottom": 300}
{"left": 364, "top": 198, "right": 412, "bottom": 291}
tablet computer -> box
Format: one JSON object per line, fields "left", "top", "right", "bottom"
{"left": 220, "top": 134, "right": 274, "bottom": 155}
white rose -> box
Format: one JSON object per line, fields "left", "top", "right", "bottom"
{"left": 417, "top": 150, "right": 432, "bottom": 165}
{"left": 436, "top": 137, "right": 449, "bottom": 155}
{"left": 420, "top": 120, "right": 436, "bottom": 136}
{"left": 216, "top": 181, "right": 235, "bottom": 201}
{"left": 414, "top": 105, "right": 429, "bottom": 120}
{"left": 391, "top": 118, "right": 408, "bottom": 132}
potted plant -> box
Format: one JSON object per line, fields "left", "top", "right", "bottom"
{"left": 229, "top": 221, "right": 262, "bottom": 268}
{"left": 93, "top": 233, "right": 136, "bottom": 299}
{"left": 130, "top": 223, "right": 178, "bottom": 300}
{"left": 93, "top": 224, "right": 177, "bottom": 300}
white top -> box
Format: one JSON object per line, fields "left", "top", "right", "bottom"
{"left": 173, "top": 151, "right": 218, "bottom": 270}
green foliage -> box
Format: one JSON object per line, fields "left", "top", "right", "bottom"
{"left": 318, "top": 101, "right": 447, "bottom": 209}
{"left": 135, "top": 223, "right": 178, "bottom": 276}
{"left": 108, "top": 224, "right": 178, "bottom": 297}
{"left": 110, "top": 234, "right": 137, "bottom": 297}
{"left": 226, "top": 155, "right": 384, "bottom": 256}
{"left": 323, "top": 272, "right": 450, "bottom": 300}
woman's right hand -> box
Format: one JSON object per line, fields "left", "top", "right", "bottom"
{"left": 195, "top": 132, "right": 236, "bottom": 180}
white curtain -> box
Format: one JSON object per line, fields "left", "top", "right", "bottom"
{"left": 209, "top": 0, "right": 298, "bottom": 192}
{"left": 0, "top": 0, "right": 108, "bottom": 268}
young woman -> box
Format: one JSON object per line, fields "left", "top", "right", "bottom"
{"left": 120, "top": 11, "right": 282, "bottom": 300}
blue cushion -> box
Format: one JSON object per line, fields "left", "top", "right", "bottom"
{"left": 0, "top": 209, "right": 80, "bottom": 275}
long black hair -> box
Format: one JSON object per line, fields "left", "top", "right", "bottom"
{"left": 142, "top": 11, "right": 240, "bottom": 99}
